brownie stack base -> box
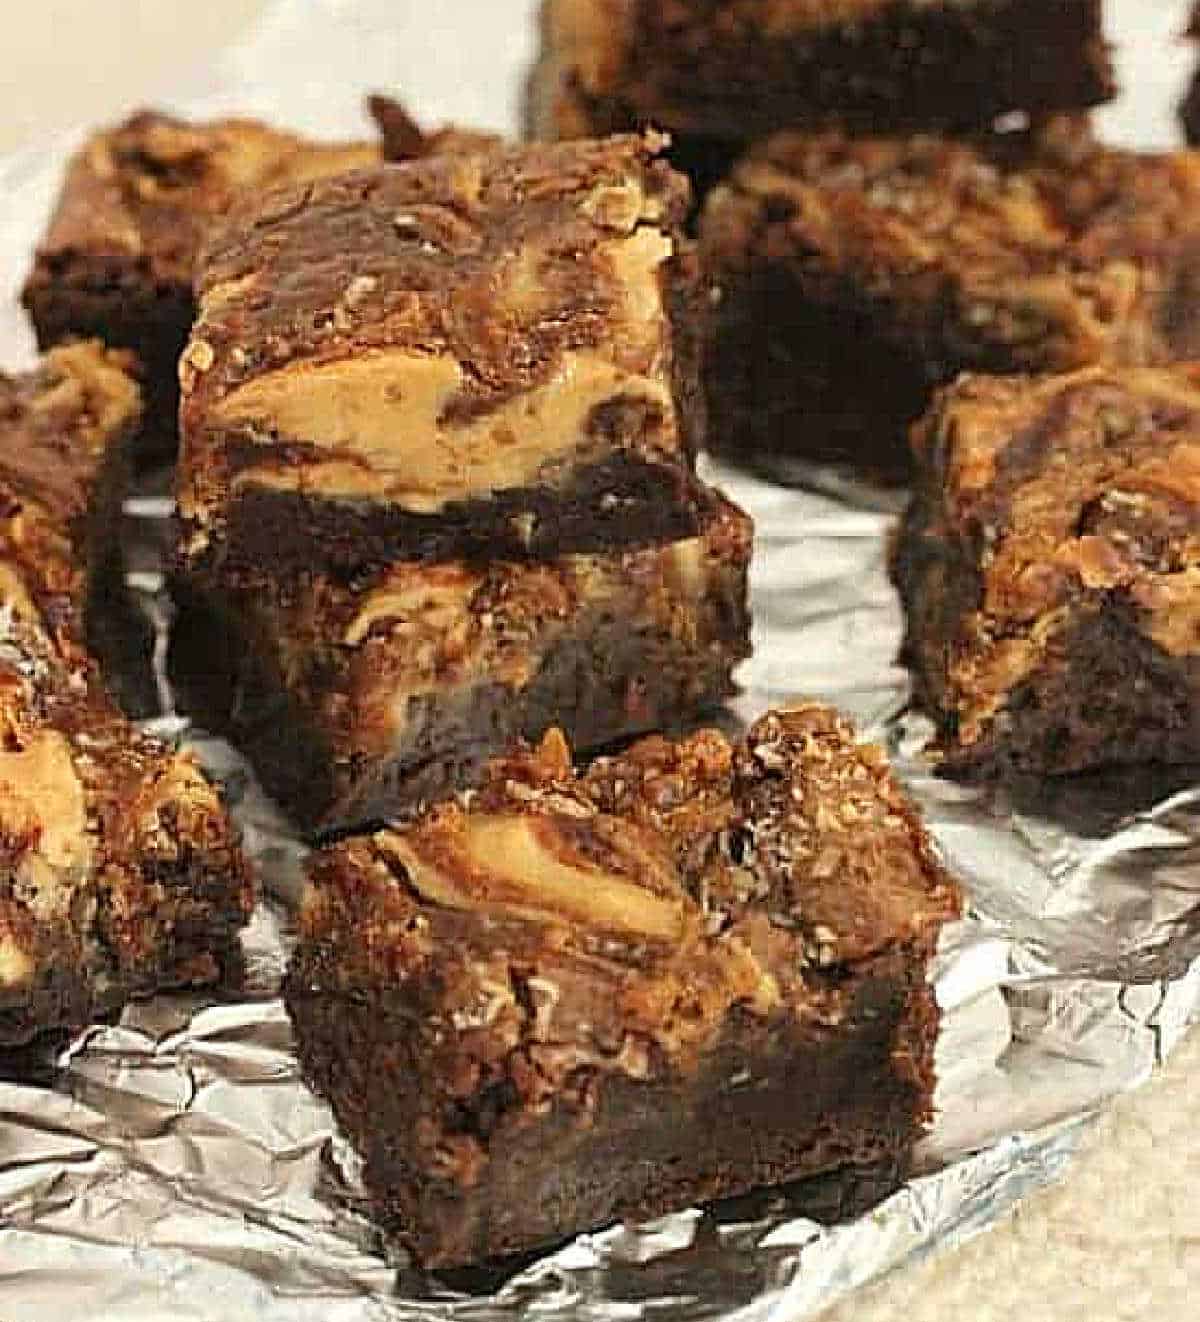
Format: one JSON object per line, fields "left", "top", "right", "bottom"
{"left": 173, "top": 490, "right": 753, "bottom": 837}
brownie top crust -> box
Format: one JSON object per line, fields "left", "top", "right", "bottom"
{"left": 0, "top": 342, "right": 141, "bottom": 646}
{"left": 299, "top": 707, "right": 961, "bottom": 1128}
{"left": 905, "top": 364, "right": 1200, "bottom": 748}
{"left": 27, "top": 110, "right": 381, "bottom": 291}
{"left": 179, "top": 133, "right": 696, "bottom": 527}
{"left": 703, "top": 121, "right": 1200, "bottom": 374}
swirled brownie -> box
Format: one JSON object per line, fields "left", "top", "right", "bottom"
{"left": 702, "top": 119, "right": 1200, "bottom": 480}
{"left": 527, "top": 1, "right": 1114, "bottom": 200}
{"left": 173, "top": 487, "right": 751, "bottom": 836}
{"left": 892, "top": 364, "right": 1200, "bottom": 776}
{"left": 0, "top": 346, "right": 252, "bottom": 1049}
{"left": 285, "top": 706, "right": 962, "bottom": 1266}
{"left": 22, "top": 110, "right": 385, "bottom": 465}
{"left": 177, "top": 133, "right": 705, "bottom": 585}
{"left": 0, "top": 343, "right": 139, "bottom": 663}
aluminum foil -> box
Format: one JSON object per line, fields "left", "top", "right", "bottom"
{"left": 3, "top": 2, "right": 1200, "bottom": 1317}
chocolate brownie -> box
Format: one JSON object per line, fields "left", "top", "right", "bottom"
{"left": 172, "top": 486, "right": 752, "bottom": 836}
{"left": 527, "top": 0, "right": 1114, "bottom": 199}
{"left": 0, "top": 343, "right": 141, "bottom": 662}
{"left": 0, "top": 349, "right": 252, "bottom": 1049}
{"left": 1182, "top": 4, "right": 1200, "bottom": 146}
{"left": 701, "top": 119, "right": 1200, "bottom": 481}
{"left": 892, "top": 364, "right": 1200, "bottom": 777}
{"left": 284, "top": 706, "right": 963, "bottom": 1266}
{"left": 22, "top": 110, "right": 383, "bottom": 466}
{"left": 177, "top": 133, "right": 705, "bottom": 586}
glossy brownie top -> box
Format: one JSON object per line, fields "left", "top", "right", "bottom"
{"left": 703, "top": 118, "right": 1200, "bottom": 373}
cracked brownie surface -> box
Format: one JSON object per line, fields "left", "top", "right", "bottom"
{"left": 702, "top": 119, "right": 1200, "bottom": 477}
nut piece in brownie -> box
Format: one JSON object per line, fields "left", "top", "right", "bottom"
{"left": 173, "top": 487, "right": 751, "bottom": 836}
{"left": 527, "top": 0, "right": 1114, "bottom": 199}
{"left": 22, "top": 110, "right": 383, "bottom": 466}
{"left": 177, "top": 133, "right": 706, "bottom": 585}
{"left": 892, "top": 364, "right": 1200, "bottom": 776}
{"left": 702, "top": 119, "right": 1200, "bottom": 481}
{"left": 284, "top": 707, "right": 962, "bottom": 1267}
{"left": 0, "top": 354, "right": 252, "bottom": 1050}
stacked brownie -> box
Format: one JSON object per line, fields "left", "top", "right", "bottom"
{"left": 0, "top": 344, "right": 252, "bottom": 1050}
{"left": 173, "top": 134, "right": 753, "bottom": 836}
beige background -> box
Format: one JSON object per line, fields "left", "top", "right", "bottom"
{"left": 2, "top": 1, "right": 1198, "bottom": 1318}
{"left": 1, "top": 0, "right": 266, "bottom": 151}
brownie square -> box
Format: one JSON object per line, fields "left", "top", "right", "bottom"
{"left": 527, "top": 0, "right": 1114, "bottom": 199}
{"left": 701, "top": 120, "right": 1200, "bottom": 481}
{"left": 284, "top": 706, "right": 962, "bottom": 1266}
{"left": 176, "top": 134, "right": 706, "bottom": 586}
{"left": 892, "top": 364, "right": 1200, "bottom": 776}
{"left": 22, "top": 110, "right": 383, "bottom": 467}
{"left": 0, "top": 348, "right": 252, "bottom": 1050}
{"left": 172, "top": 485, "right": 752, "bottom": 837}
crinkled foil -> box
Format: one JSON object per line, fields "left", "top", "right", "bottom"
{"left": 2, "top": 2, "right": 1200, "bottom": 1317}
